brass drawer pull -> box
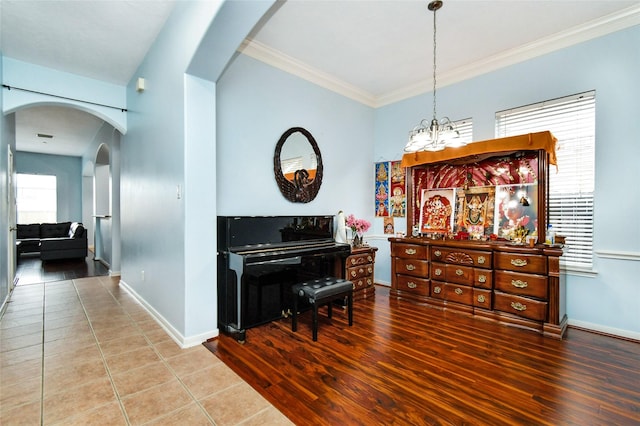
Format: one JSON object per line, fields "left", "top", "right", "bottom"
{"left": 477, "top": 295, "right": 486, "bottom": 303}
{"left": 350, "top": 271, "right": 357, "bottom": 278}
{"left": 455, "top": 269, "right": 464, "bottom": 276}
{"left": 511, "top": 279, "right": 528, "bottom": 288}
{"left": 511, "top": 258, "right": 528, "bottom": 267}
{"left": 367, "top": 256, "right": 373, "bottom": 262}
{"left": 454, "top": 288, "right": 463, "bottom": 295}
{"left": 367, "top": 267, "right": 373, "bottom": 274}
{"left": 478, "top": 275, "right": 487, "bottom": 283}
{"left": 477, "top": 256, "right": 486, "bottom": 264}
{"left": 405, "top": 248, "right": 416, "bottom": 255}
{"left": 434, "top": 250, "right": 442, "bottom": 257}
{"left": 405, "top": 264, "right": 416, "bottom": 271}
{"left": 433, "top": 286, "right": 442, "bottom": 294}
{"left": 434, "top": 268, "right": 443, "bottom": 276}
{"left": 511, "top": 302, "right": 527, "bottom": 311}
{"left": 407, "top": 282, "right": 417, "bottom": 289}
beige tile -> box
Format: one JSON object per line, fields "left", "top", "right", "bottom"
{"left": 0, "top": 331, "right": 43, "bottom": 353}
{"left": 44, "top": 308, "right": 86, "bottom": 322}
{"left": 0, "top": 344, "right": 43, "bottom": 368}
{"left": 44, "top": 316, "right": 86, "bottom": 331}
{"left": 0, "top": 314, "right": 43, "bottom": 329}
{"left": 99, "top": 333, "right": 150, "bottom": 357}
{"left": 0, "top": 321, "right": 42, "bottom": 339}
{"left": 43, "top": 334, "right": 97, "bottom": 357}
{"left": 43, "top": 376, "right": 117, "bottom": 424}
{"left": 0, "top": 399, "right": 42, "bottom": 425}
{"left": 2, "top": 305, "right": 43, "bottom": 318}
{"left": 44, "top": 344, "right": 103, "bottom": 370}
{"left": 135, "top": 319, "right": 165, "bottom": 334}
{"left": 121, "top": 378, "right": 193, "bottom": 425}
{"left": 43, "top": 323, "right": 93, "bottom": 343}
{"left": 92, "top": 322, "right": 142, "bottom": 343}
{"left": 181, "top": 363, "right": 243, "bottom": 400}
{"left": 165, "top": 346, "right": 222, "bottom": 377}
{"left": 48, "top": 401, "right": 127, "bottom": 426}
{"left": 0, "top": 357, "right": 42, "bottom": 386}
{"left": 44, "top": 358, "right": 108, "bottom": 396}
{"left": 0, "top": 374, "right": 41, "bottom": 410}
{"left": 104, "top": 345, "right": 161, "bottom": 374}
{"left": 111, "top": 360, "right": 175, "bottom": 397}
{"left": 200, "top": 382, "right": 271, "bottom": 426}
{"left": 240, "top": 406, "right": 295, "bottom": 426}
{"left": 142, "top": 328, "right": 173, "bottom": 345}
{"left": 144, "top": 402, "right": 213, "bottom": 425}
{"left": 153, "top": 339, "right": 184, "bottom": 360}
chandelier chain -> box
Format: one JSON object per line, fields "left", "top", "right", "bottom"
{"left": 432, "top": 4, "right": 437, "bottom": 122}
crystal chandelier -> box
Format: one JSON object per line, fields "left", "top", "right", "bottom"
{"left": 405, "top": 1, "right": 465, "bottom": 153}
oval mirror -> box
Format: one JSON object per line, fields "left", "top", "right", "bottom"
{"left": 274, "top": 127, "right": 323, "bottom": 203}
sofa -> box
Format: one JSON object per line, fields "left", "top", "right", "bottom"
{"left": 17, "top": 222, "right": 88, "bottom": 261}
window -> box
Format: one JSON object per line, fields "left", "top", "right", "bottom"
{"left": 455, "top": 118, "right": 473, "bottom": 145}
{"left": 496, "top": 91, "right": 595, "bottom": 270}
{"left": 16, "top": 174, "right": 57, "bottom": 224}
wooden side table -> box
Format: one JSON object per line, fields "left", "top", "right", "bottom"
{"left": 345, "top": 246, "right": 377, "bottom": 301}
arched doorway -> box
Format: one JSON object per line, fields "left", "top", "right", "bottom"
{"left": 93, "top": 143, "right": 112, "bottom": 268}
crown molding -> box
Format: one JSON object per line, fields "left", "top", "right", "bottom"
{"left": 239, "top": 5, "right": 640, "bottom": 108}
{"left": 238, "top": 39, "right": 378, "bottom": 107}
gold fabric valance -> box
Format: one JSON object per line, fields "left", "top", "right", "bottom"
{"left": 400, "top": 131, "right": 557, "bottom": 168}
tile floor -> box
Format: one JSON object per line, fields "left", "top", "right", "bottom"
{"left": 0, "top": 276, "right": 293, "bottom": 425}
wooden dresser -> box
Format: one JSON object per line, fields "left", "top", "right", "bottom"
{"left": 390, "top": 238, "right": 566, "bottom": 338}
{"left": 345, "top": 246, "right": 377, "bottom": 301}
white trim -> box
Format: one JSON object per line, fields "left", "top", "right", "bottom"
{"left": 595, "top": 250, "right": 640, "bottom": 261}
{"left": 238, "top": 39, "right": 377, "bottom": 107}
{"left": 568, "top": 319, "right": 640, "bottom": 342}
{"left": 240, "top": 5, "right": 640, "bottom": 107}
{"left": 119, "top": 279, "right": 218, "bottom": 348}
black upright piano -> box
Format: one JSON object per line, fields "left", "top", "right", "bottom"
{"left": 217, "top": 215, "right": 351, "bottom": 342}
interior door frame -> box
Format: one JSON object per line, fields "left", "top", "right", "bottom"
{"left": 7, "top": 146, "right": 17, "bottom": 290}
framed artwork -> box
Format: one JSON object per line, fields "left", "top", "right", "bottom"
{"left": 375, "top": 162, "right": 390, "bottom": 217}
{"left": 419, "top": 189, "right": 455, "bottom": 234}
{"left": 454, "top": 186, "right": 496, "bottom": 239}
{"left": 494, "top": 184, "right": 539, "bottom": 240}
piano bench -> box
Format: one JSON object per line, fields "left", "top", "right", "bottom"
{"left": 291, "top": 277, "right": 353, "bottom": 342}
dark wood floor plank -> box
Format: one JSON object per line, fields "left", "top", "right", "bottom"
{"left": 206, "top": 285, "right": 640, "bottom": 425}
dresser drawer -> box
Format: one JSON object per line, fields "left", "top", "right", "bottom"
{"left": 495, "top": 271, "right": 548, "bottom": 299}
{"left": 443, "top": 283, "right": 473, "bottom": 306}
{"left": 495, "top": 252, "right": 546, "bottom": 274}
{"left": 394, "top": 258, "right": 428, "bottom": 277}
{"left": 431, "top": 282, "right": 444, "bottom": 299}
{"left": 396, "top": 275, "right": 429, "bottom": 296}
{"left": 347, "top": 264, "right": 374, "bottom": 281}
{"left": 445, "top": 264, "right": 473, "bottom": 285}
{"left": 431, "top": 247, "right": 492, "bottom": 268}
{"left": 352, "top": 276, "right": 373, "bottom": 290}
{"left": 474, "top": 269, "right": 492, "bottom": 289}
{"left": 494, "top": 291, "right": 548, "bottom": 321}
{"left": 431, "top": 262, "right": 445, "bottom": 281}
{"left": 392, "top": 243, "right": 428, "bottom": 259}
{"left": 473, "top": 288, "right": 492, "bottom": 309}
{"left": 347, "top": 252, "right": 375, "bottom": 267}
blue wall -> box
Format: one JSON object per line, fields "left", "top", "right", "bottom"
{"left": 217, "top": 54, "right": 375, "bottom": 218}
{"left": 14, "top": 152, "right": 83, "bottom": 223}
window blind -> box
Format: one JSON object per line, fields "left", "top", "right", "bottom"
{"left": 495, "top": 91, "right": 595, "bottom": 269}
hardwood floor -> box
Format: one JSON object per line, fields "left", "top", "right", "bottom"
{"left": 206, "top": 285, "right": 640, "bottom": 425}
{"left": 15, "top": 253, "right": 109, "bottom": 285}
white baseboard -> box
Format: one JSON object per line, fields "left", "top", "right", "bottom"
{"left": 118, "top": 279, "right": 218, "bottom": 348}
{"left": 568, "top": 319, "right": 640, "bottom": 341}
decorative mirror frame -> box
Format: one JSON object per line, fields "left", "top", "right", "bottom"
{"left": 274, "top": 127, "right": 323, "bottom": 203}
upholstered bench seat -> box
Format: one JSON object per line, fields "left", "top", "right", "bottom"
{"left": 292, "top": 277, "right": 353, "bottom": 341}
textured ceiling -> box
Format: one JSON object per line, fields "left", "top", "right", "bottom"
{"left": 2, "top": 0, "right": 639, "bottom": 156}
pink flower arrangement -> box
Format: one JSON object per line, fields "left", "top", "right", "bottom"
{"left": 346, "top": 214, "right": 371, "bottom": 235}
